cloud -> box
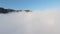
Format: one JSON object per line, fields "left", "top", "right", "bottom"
{"left": 0, "top": 9, "right": 60, "bottom": 34}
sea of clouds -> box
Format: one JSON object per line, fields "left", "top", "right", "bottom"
{"left": 0, "top": 9, "right": 60, "bottom": 34}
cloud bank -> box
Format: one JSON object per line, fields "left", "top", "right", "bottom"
{"left": 0, "top": 10, "right": 60, "bottom": 34}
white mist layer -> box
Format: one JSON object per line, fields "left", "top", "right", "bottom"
{"left": 0, "top": 11, "right": 60, "bottom": 34}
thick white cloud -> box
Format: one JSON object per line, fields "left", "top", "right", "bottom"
{"left": 0, "top": 10, "right": 60, "bottom": 34}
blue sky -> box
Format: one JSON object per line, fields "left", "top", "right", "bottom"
{"left": 0, "top": 0, "right": 60, "bottom": 10}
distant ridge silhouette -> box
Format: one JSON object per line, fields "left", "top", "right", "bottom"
{"left": 0, "top": 7, "right": 15, "bottom": 14}
{"left": 0, "top": 7, "right": 32, "bottom": 14}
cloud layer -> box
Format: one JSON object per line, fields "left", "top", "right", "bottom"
{"left": 0, "top": 10, "right": 60, "bottom": 34}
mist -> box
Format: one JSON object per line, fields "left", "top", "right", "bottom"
{"left": 0, "top": 10, "right": 60, "bottom": 34}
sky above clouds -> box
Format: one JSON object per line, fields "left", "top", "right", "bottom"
{"left": 0, "top": 0, "right": 60, "bottom": 34}
{"left": 0, "top": 0, "right": 60, "bottom": 10}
